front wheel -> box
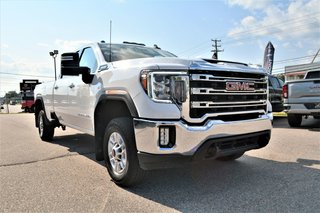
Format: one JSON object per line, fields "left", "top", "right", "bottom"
{"left": 38, "top": 110, "right": 54, "bottom": 142}
{"left": 103, "top": 117, "right": 144, "bottom": 187}
{"left": 216, "top": 152, "right": 244, "bottom": 161}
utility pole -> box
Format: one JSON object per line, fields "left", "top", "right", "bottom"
{"left": 211, "top": 39, "right": 224, "bottom": 59}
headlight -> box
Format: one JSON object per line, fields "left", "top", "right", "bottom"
{"left": 140, "top": 71, "right": 188, "bottom": 104}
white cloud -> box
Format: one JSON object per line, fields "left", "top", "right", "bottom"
{"left": 282, "top": 42, "right": 291, "bottom": 48}
{"left": 1, "top": 43, "right": 9, "bottom": 48}
{"left": 0, "top": 57, "right": 53, "bottom": 78}
{"left": 113, "top": 0, "right": 126, "bottom": 3}
{"left": 37, "top": 42, "right": 50, "bottom": 47}
{"left": 227, "top": 0, "right": 320, "bottom": 42}
{"left": 241, "top": 16, "right": 257, "bottom": 26}
{"left": 54, "top": 39, "right": 92, "bottom": 53}
{"left": 227, "top": 0, "right": 269, "bottom": 10}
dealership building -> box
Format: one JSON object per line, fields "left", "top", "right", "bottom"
{"left": 284, "top": 62, "right": 320, "bottom": 81}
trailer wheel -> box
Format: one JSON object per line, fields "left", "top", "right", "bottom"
{"left": 38, "top": 110, "right": 54, "bottom": 141}
{"left": 288, "top": 114, "right": 302, "bottom": 127}
{"left": 103, "top": 117, "right": 144, "bottom": 187}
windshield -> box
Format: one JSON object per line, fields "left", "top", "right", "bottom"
{"left": 98, "top": 43, "right": 177, "bottom": 62}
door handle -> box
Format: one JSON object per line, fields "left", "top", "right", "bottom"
{"left": 69, "top": 83, "right": 75, "bottom": 89}
{"left": 54, "top": 86, "right": 59, "bottom": 90}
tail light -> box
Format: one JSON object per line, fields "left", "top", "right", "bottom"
{"left": 283, "top": 84, "right": 288, "bottom": 98}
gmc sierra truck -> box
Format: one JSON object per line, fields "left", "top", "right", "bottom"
{"left": 34, "top": 41, "right": 273, "bottom": 186}
{"left": 283, "top": 70, "right": 320, "bottom": 127}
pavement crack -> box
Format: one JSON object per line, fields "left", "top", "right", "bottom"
{"left": 0, "top": 152, "right": 95, "bottom": 168}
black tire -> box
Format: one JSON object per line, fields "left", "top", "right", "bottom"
{"left": 217, "top": 152, "right": 244, "bottom": 161}
{"left": 288, "top": 114, "right": 302, "bottom": 127}
{"left": 29, "top": 106, "right": 35, "bottom": 113}
{"left": 103, "top": 117, "right": 144, "bottom": 187}
{"left": 38, "top": 110, "right": 54, "bottom": 142}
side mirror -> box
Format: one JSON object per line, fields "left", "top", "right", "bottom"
{"left": 60, "top": 52, "right": 94, "bottom": 84}
{"left": 61, "top": 52, "right": 80, "bottom": 76}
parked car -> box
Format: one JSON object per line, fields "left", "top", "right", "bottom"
{"left": 283, "top": 70, "right": 320, "bottom": 127}
{"left": 268, "top": 75, "right": 284, "bottom": 112}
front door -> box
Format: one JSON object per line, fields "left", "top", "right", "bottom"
{"left": 68, "top": 47, "right": 98, "bottom": 132}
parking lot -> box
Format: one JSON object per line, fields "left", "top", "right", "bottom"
{"left": 0, "top": 109, "right": 319, "bottom": 212}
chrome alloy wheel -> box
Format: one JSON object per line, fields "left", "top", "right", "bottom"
{"left": 108, "top": 132, "right": 127, "bottom": 176}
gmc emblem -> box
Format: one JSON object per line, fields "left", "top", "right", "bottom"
{"left": 226, "top": 81, "right": 255, "bottom": 91}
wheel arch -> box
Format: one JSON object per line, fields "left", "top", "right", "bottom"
{"left": 34, "top": 98, "right": 45, "bottom": 127}
{"left": 93, "top": 93, "right": 139, "bottom": 161}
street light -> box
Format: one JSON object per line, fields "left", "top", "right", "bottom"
{"left": 49, "top": 50, "right": 59, "bottom": 80}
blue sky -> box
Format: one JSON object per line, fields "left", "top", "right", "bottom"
{"left": 1, "top": 0, "right": 319, "bottom": 95}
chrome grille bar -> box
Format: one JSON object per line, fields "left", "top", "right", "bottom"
{"left": 191, "top": 74, "right": 266, "bottom": 82}
{"left": 192, "top": 102, "right": 267, "bottom": 109}
{"left": 191, "top": 88, "right": 267, "bottom": 94}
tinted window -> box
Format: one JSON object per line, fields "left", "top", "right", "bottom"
{"left": 98, "top": 43, "right": 177, "bottom": 62}
{"left": 278, "top": 78, "right": 284, "bottom": 87}
{"left": 269, "top": 76, "right": 281, "bottom": 88}
{"left": 79, "top": 48, "right": 97, "bottom": 73}
{"left": 305, "top": 71, "right": 320, "bottom": 79}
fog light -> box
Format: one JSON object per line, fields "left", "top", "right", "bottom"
{"left": 159, "top": 126, "right": 176, "bottom": 148}
{"left": 160, "top": 127, "right": 169, "bottom": 146}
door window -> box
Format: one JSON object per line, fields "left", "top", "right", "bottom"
{"left": 79, "top": 48, "right": 98, "bottom": 73}
{"left": 270, "top": 76, "right": 281, "bottom": 89}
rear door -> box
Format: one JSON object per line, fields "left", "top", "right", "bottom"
{"left": 53, "top": 76, "right": 74, "bottom": 124}
{"left": 269, "top": 76, "right": 283, "bottom": 111}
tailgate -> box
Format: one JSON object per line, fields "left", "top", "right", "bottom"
{"left": 288, "top": 79, "right": 320, "bottom": 103}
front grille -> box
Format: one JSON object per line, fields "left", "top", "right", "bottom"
{"left": 189, "top": 70, "right": 268, "bottom": 119}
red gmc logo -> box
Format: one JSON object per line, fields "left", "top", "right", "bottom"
{"left": 226, "top": 82, "right": 255, "bottom": 91}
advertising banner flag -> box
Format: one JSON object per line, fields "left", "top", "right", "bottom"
{"left": 263, "top": 41, "right": 275, "bottom": 74}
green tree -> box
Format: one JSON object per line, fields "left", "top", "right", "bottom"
{"left": 5, "top": 91, "right": 19, "bottom": 99}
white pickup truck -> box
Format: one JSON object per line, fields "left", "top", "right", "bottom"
{"left": 283, "top": 70, "right": 320, "bottom": 127}
{"left": 34, "top": 41, "right": 273, "bottom": 186}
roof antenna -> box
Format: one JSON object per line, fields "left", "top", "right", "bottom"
{"left": 109, "top": 20, "right": 112, "bottom": 62}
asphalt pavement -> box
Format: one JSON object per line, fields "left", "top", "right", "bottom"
{"left": 0, "top": 113, "right": 319, "bottom": 212}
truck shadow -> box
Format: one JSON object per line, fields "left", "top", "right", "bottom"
{"left": 53, "top": 133, "right": 96, "bottom": 156}
{"left": 50, "top": 132, "right": 320, "bottom": 212}
{"left": 124, "top": 156, "right": 320, "bottom": 212}
{"left": 273, "top": 116, "right": 320, "bottom": 131}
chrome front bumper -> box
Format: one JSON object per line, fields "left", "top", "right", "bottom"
{"left": 133, "top": 113, "right": 273, "bottom": 156}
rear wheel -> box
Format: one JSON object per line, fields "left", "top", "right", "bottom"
{"left": 288, "top": 114, "right": 302, "bottom": 127}
{"left": 217, "top": 152, "right": 244, "bottom": 161}
{"left": 38, "top": 110, "right": 54, "bottom": 141}
{"left": 103, "top": 117, "right": 144, "bottom": 187}
{"left": 29, "top": 106, "right": 35, "bottom": 113}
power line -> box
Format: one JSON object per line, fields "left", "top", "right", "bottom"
{"left": 0, "top": 72, "right": 54, "bottom": 78}
{"left": 189, "top": 23, "right": 319, "bottom": 57}
{"left": 274, "top": 55, "right": 317, "bottom": 65}
{"left": 178, "top": 12, "right": 319, "bottom": 55}
{"left": 226, "top": 13, "right": 319, "bottom": 38}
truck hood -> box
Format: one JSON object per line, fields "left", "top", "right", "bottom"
{"left": 110, "top": 57, "right": 266, "bottom": 74}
